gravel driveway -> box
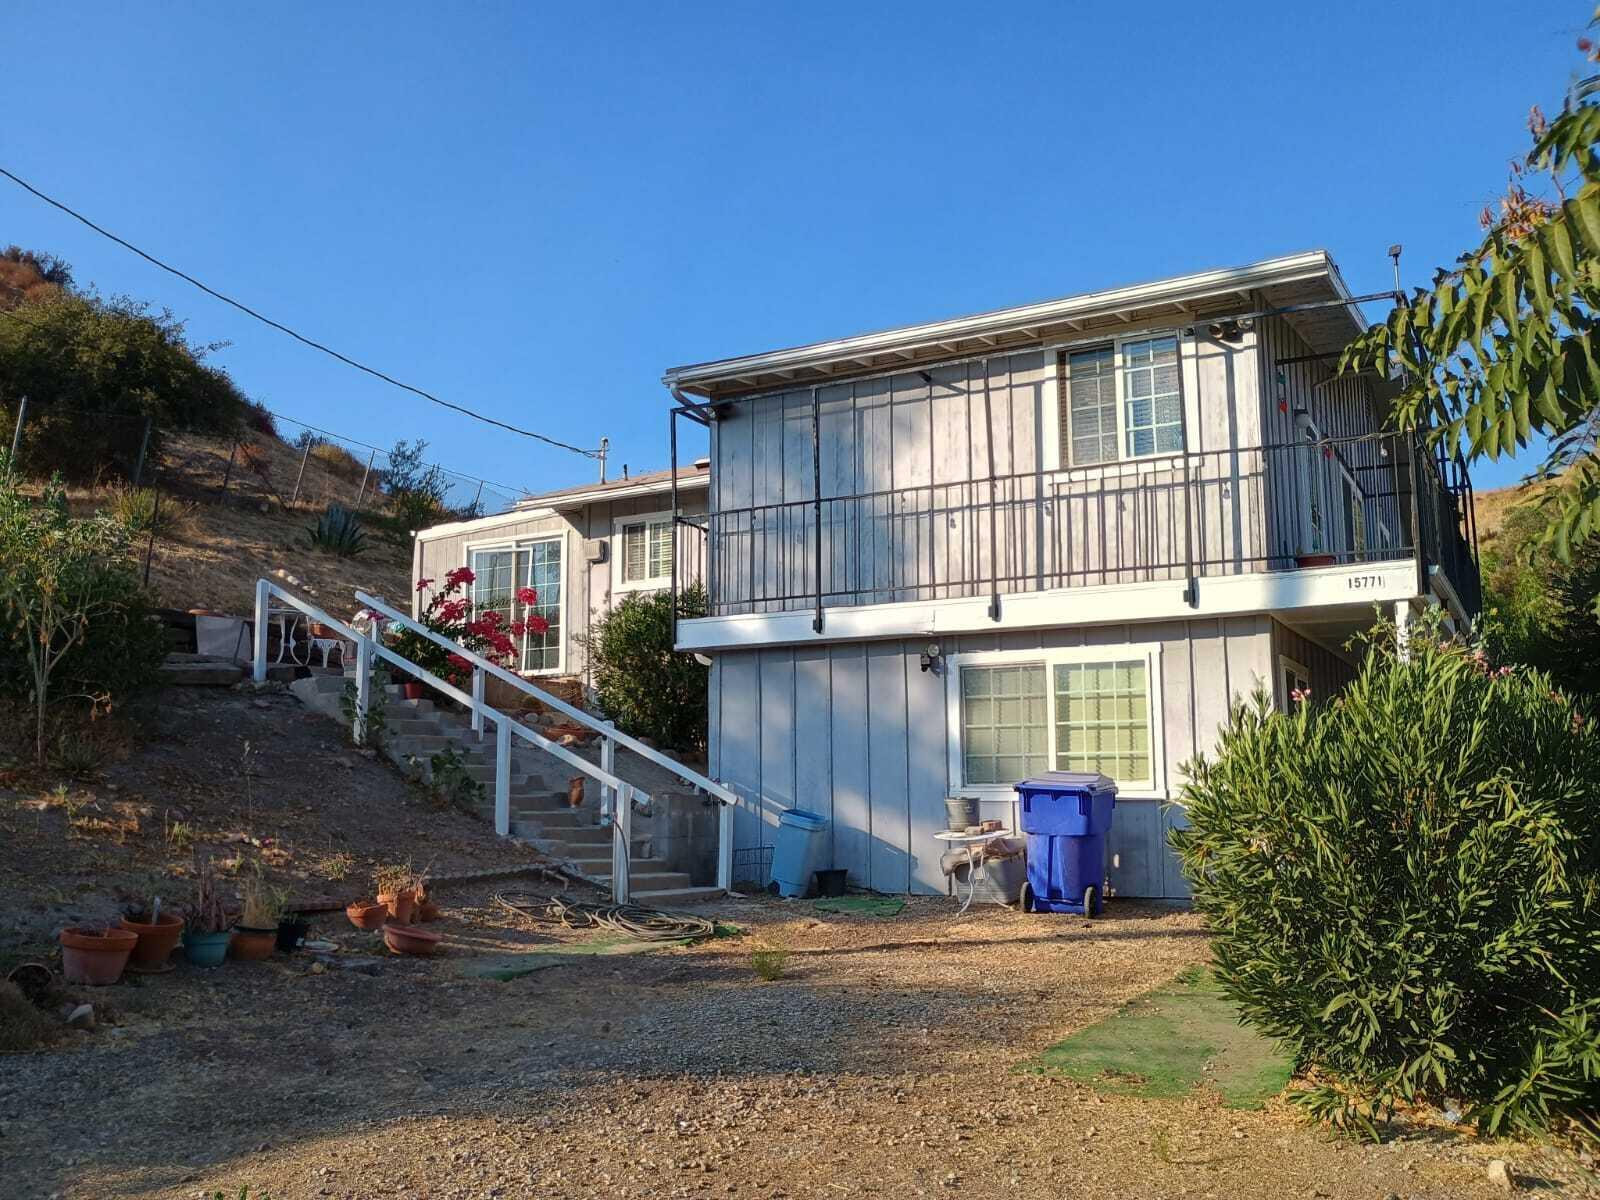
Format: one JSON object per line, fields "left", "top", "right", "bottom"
{"left": 3, "top": 893, "right": 1584, "bottom": 1199}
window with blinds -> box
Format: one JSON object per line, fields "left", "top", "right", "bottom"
{"left": 1058, "top": 335, "right": 1185, "bottom": 466}
{"left": 620, "top": 518, "right": 673, "bottom": 586}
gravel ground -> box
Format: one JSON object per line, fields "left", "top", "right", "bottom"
{"left": 6, "top": 893, "right": 1594, "bottom": 1200}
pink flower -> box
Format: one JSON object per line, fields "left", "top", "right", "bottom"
{"left": 515, "top": 586, "right": 539, "bottom": 607}
{"left": 446, "top": 653, "right": 471, "bottom": 672}
{"left": 1290, "top": 687, "right": 1311, "bottom": 704}
{"left": 437, "top": 598, "right": 469, "bottom": 624}
{"left": 525, "top": 615, "right": 549, "bottom": 637}
{"left": 415, "top": 577, "right": 434, "bottom": 593}
{"left": 445, "top": 566, "right": 475, "bottom": 588}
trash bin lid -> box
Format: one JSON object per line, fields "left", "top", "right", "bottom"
{"left": 778, "top": 807, "right": 829, "bottom": 831}
{"left": 1013, "top": 771, "right": 1116, "bottom": 797}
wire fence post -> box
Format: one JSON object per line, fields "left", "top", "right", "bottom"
{"left": 142, "top": 476, "right": 161, "bottom": 585}
{"left": 290, "top": 439, "right": 312, "bottom": 505}
{"left": 131, "top": 417, "right": 153, "bottom": 488}
{"left": 9, "top": 395, "right": 28, "bottom": 465}
{"left": 354, "top": 450, "right": 376, "bottom": 508}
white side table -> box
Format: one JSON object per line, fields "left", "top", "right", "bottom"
{"left": 934, "top": 829, "right": 1016, "bottom": 915}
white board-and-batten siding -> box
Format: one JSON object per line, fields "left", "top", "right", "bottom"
{"left": 707, "top": 327, "right": 1266, "bottom": 617}
{"left": 707, "top": 615, "right": 1274, "bottom": 900}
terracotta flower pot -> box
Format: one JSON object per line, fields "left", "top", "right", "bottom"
{"left": 415, "top": 896, "right": 441, "bottom": 923}
{"left": 378, "top": 889, "right": 416, "bottom": 924}
{"left": 59, "top": 926, "right": 138, "bottom": 986}
{"left": 346, "top": 899, "right": 388, "bottom": 931}
{"left": 229, "top": 926, "right": 277, "bottom": 961}
{"left": 308, "top": 621, "right": 334, "bottom": 638}
{"left": 401, "top": 682, "right": 425, "bottom": 701}
{"left": 119, "top": 912, "right": 184, "bottom": 969}
{"left": 383, "top": 923, "right": 442, "bottom": 956}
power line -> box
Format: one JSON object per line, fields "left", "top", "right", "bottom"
{"left": 0, "top": 164, "right": 600, "bottom": 459}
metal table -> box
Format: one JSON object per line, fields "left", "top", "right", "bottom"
{"left": 934, "top": 828, "right": 1017, "bottom": 915}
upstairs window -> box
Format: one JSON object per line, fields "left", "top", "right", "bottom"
{"left": 615, "top": 514, "right": 674, "bottom": 591}
{"left": 1060, "top": 333, "right": 1185, "bottom": 466}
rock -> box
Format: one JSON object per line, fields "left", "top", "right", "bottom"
{"left": 1486, "top": 1159, "right": 1514, "bottom": 1192}
{"left": 60, "top": 1003, "right": 95, "bottom": 1031}
{"left": 309, "top": 961, "right": 326, "bottom": 974}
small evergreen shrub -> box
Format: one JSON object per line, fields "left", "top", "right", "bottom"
{"left": 584, "top": 585, "right": 708, "bottom": 753}
{"left": 1173, "top": 614, "right": 1600, "bottom": 1139}
{"left": 307, "top": 504, "right": 366, "bottom": 557}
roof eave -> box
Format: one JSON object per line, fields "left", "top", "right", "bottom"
{"left": 664, "top": 250, "right": 1348, "bottom": 397}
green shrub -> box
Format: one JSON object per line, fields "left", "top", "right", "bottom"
{"left": 584, "top": 585, "right": 708, "bottom": 753}
{"left": 107, "top": 485, "right": 174, "bottom": 536}
{"left": 307, "top": 504, "right": 365, "bottom": 557}
{"left": 0, "top": 464, "right": 165, "bottom": 763}
{"left": 1173, "top": 614, "right": 1600, "bottom": 1140}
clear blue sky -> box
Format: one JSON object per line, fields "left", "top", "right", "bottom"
{"left": 1, "top": 1, "right": 1587, "bottom": 496}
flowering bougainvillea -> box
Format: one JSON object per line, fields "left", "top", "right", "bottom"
{"left": 388, "top": 568, "right": 548, "bottom": 689}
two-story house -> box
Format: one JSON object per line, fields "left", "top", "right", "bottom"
{"left": 660, "top": 251, "right": 1479, "bottom": 900}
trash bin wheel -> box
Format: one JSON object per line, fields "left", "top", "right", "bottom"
{"left": 1083, "top": 885, "right": 1097, "bottom": 918}
{"left": 1017, "top": 880, "right": 1032, "bottom": 913}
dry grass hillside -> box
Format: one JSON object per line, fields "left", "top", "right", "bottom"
{"left": 54, "top": 428, "right": 418, "bottom": 619}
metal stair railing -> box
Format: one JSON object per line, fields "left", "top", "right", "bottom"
{"left": 251, "top": 580, "right": 717, "bottom": 901}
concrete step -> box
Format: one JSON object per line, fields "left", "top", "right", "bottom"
{"left": 628, "top": 885, "right": 725, "bottom": 905}
{"left": 591, "top": 870, "right": 693, "bottom": 892}
{"left": 159, "top": 659, "right": 246, "bottom": 686}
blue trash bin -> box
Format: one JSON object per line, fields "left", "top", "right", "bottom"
{"left": 1014, "top": 772, "right": 1117, "bottom": 915}
{"left": 771, "top": 808, "right": 831, "bottom": 898}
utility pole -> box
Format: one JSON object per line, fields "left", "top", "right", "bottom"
{"left": 597, "top": 436, "right": 609, "bottom": 483}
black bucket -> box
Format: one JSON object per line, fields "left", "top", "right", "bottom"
{"left": 813, "top": 868, "right": 848, "bottom": 898}
{"left": 275, "top": 917, "right": 310, "bottom": 953}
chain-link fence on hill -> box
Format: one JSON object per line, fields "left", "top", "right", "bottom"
{"left": 1, "top": 397, "right": 530, "bottom": 519}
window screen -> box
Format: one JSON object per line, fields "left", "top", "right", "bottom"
{"left": 1052, "top": 660, "right": 1151, "bottom": 783}
{"left": 1122, "top": 335, "right": 1183, "bottom": 457}
{"left": 1063, "top": 346, "right": 1117, "bottom": 465}
{"left": 959, "top": 664, "right": 1049, "bottom": 785}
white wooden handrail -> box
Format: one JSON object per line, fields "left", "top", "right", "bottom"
{"left": 254, "top": 579, "right": 730, "bottom": 898}
{"left": 356, "top": 590, "right": 738, "bottom": 806}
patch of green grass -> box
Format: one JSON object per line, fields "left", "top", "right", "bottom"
{"left": 1029, "top": 966, "right": 1292, "bottom": 1110}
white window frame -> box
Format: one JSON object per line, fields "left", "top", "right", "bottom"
{"left": 611, "top": 510, "right": 675, "bottom": 594}
{"left": 944, "top": 643, "right": 1167, "bottom": 805}
{"left": 462, "top": 532, "right": 566, "bottom": 677}
{"left": 1278, "top": 654, "right": 1311, "bottom": 709}
{"left": 1058, "top": 332, "right": 1187, "bottom": 470}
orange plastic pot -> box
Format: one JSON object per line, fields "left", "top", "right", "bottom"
{"left": 229, "top": 927, "right": 277, "bottom": 962}
{"left": 346, "top": 899, "right": 388, "bottom": 931}
{"left": 119, "top": 913, "right": 185, "bottom": 968}
{"left": 383, "top": 923, "right": 442, "bottom": 956}
{"left": 378, "top": 889, "right": 416, "bottom": 924}
{"left": 59, "top": 926, "right": 138, "bottom": 986}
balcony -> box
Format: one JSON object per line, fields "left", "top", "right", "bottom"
{"left": 673, "top": 431, "right": 1480, "bottom": 633}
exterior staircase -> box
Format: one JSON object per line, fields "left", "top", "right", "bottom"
{"left": 290, "top": 671, "right": 720, "bottom": 903}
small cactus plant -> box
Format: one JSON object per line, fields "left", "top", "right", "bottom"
{"left": 307, "top": 503, "right": 366, "bottom": 557}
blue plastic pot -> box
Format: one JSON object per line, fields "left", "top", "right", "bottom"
{"left": 182, "top": 928, "right": 232, "bottom": 968}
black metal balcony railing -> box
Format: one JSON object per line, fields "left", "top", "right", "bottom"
{"left": 673, "top": 431, "right": 1479, "bottom": 624}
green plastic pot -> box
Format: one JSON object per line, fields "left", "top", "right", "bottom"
{"left": 182, "top": 928, "right": 232, "bottom": 968}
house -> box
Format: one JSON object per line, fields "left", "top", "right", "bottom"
{"left": 411, "top": 463, "right": 710, "bottom": 691}
{"left": 660, "top": 250, "right": 1480, "bottom": 900}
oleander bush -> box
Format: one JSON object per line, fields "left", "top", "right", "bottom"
{"left": 1172, "top": 613, "right": 1600, "bottom": 1140}
{"left": 584, "top": 584, "right": 707, "bottom": 753}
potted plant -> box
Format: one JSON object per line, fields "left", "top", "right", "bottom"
{"left": 183, "top": 853, "right": 233, "bottom": 967}
{"left": 413, "top": 862, "right": 440, "bottom": 923}
{"left": 375, "top": 862, "right": 417, "bottom": 924}
{"left": 232, "top": 872, "right": 285, "bottom": 961}
{"left": 345, "top": 898, "right": 388, "bottom": 930}
{"left": 119, "top": 896, "right": 184, "bottom": 972}
{"left": 383, "top": 923, "right": 443, "bottom": 956}
{"left": 59, "top": 925, "right": 138, "bottom": 985}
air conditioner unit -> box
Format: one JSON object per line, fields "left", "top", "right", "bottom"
{"left": 584, "top": 538, "right": 608, "bottom": 564}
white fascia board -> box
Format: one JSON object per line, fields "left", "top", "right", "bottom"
{"left": 675, "top": 559, "right": 1418, "bottom": 652}
{"left": 547, "top": 474, "right": 710, "bottom": 512}
{"left": 663, "top": 250, "right": 1338, "bottom": 392}
{"left": 414, "top": 505, "right": 558, "bottom": 543}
